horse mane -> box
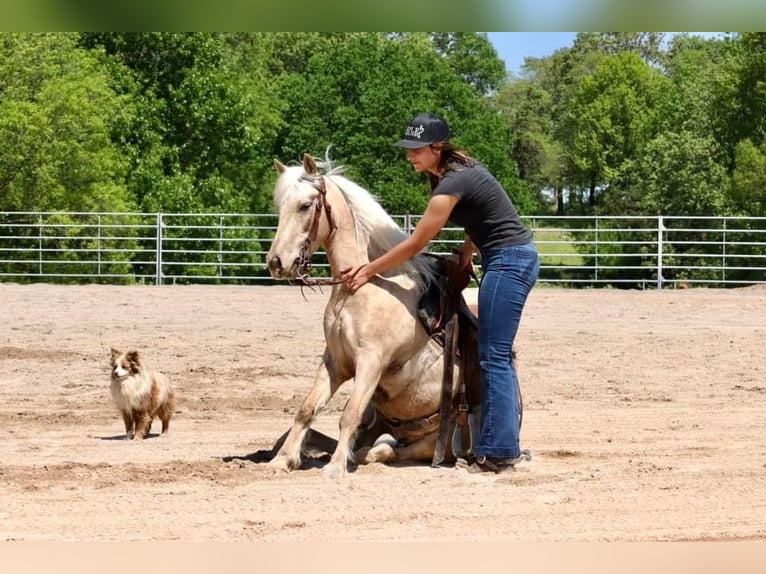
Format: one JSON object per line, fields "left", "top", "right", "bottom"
{"left": 273, "top": 153, "right": 437, "bottom": 288}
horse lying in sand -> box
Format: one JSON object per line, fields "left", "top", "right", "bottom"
{"left": 265, "top": 154, "right": 484, "bottom": 479}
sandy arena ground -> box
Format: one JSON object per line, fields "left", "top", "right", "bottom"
{"left": 0, "top": 283, "right": 764, "bottom": 542}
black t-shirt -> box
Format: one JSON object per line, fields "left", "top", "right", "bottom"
{"left": 432, "top": 163, "right": 532, "bottom": 255}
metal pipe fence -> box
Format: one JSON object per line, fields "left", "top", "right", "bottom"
{"left": 0, "top": 212, "right": 764, "bottom": 288}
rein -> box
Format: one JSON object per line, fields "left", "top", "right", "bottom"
{"left": 295, "top": 175, "right": 345, "bottom": 290}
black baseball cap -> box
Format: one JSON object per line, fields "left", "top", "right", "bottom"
{"left": 393, "top": 112, "right": 450, "bottom": 149}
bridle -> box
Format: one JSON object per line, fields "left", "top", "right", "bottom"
{"left": 295, "top": 175, "right": 344, "bottom": 289}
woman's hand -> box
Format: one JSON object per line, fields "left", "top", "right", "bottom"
{"left": 340, "top": 264, "right": 373, "bottom": 293}
{"left": 459, "top": 236, "right": 475, "bottom": 272}
{"left": 459, "top": 251, "right": 474, "bottom": 273}
{"left": 338, "top": 195, "right": 457, "bottom": 294}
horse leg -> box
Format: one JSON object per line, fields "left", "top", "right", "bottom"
{"left": 270, "top": 427, "right": 338, "bottom": 458}
{"left": 323, "top": 358, "right": 382, "bottom": 479}
{"left": 356, "top": 432, "right": 438, "bottom": 465}
{"left": 269, "top": 354, "right": 343, "bottom": 472}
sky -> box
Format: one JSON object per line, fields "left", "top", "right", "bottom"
{"left": 486, "top": 32, "right": 577, "bottom": 75}
{"left": 486, "top": 32, "right": 726, "bottom": 75}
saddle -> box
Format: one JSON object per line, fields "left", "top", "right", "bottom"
{"left": 416, "top": 254, "right": 482, "bottom": 466}
{"left": 417, "top": 254, "right": 477, "bottom": 340}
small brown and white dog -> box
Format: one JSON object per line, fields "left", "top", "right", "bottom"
{"left": 109, "top": 348, "right": 176, "bottom": 440}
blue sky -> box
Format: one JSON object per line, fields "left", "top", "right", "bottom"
{"left": 486, "top": 32, "right": 577, "bottom": 75}
{"left": 486, "top": 32, "right": 725, "bottom": 75}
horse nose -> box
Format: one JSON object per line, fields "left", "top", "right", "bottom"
{"left": 268, "top": 256, "right": 282, "bottom": 273}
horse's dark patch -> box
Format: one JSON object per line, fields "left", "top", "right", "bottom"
{"left": 372, "top": 386, "right": 390, "bottom": 402}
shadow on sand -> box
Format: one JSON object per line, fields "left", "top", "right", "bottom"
{"left": 221, "top": 428, "right": 338, "bottom": 469}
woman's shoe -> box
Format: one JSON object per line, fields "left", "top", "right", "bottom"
{"left": 456, "top": 450, "right": 531, "bottom": 474}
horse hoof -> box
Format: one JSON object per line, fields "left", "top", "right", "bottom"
{"left": 354, "top": 446, "right": 372, "bottom": 464}
{"left": 322, "top": 463, "right": 346, "bottom": 480}
{"left": 268, "top": 454, "right": 298, "bottom": 472}
{"left": 364, "top": 442, "right": 396, "bottom": 464}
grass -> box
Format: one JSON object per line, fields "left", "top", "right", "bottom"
{"left": 533, "top": 228, "right": 585, "bottom": 267}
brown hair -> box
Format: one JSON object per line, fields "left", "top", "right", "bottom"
{"left": 426, "top": 142, "right": 475, "bottom": 190}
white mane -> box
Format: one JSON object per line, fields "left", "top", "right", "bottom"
{"left": 273, "top": 158, "right": 437, "bottom": 287}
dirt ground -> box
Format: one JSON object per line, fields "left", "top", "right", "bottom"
{"left": 0, "top": 282, "right": 765, "bottom": 542}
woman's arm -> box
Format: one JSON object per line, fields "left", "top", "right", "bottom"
{"left": 341, "top": 194, "right": 458, "bottom": 292}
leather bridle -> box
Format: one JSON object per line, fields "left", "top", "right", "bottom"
{"left": 295, "top": 175, "right": 343, "bottom": 288}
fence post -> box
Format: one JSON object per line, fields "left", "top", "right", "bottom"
{"left": 722, "top": 218, "right": 727, "bottom": 282}
{"left": 657, "top": 213, "right": 664, "bottom": 289}
{"left": 38, "top": 215, "right": 43, "bottom": 276}
{"left": 156, "top": 213, "right": 163, "bottom": 286}
{"left": 595, "top": 217, "right": 599, "bottom": 283}
{"left": 219, "top": 216, "right": 224, "bottom": 279}
{"left": 97, "top": 214, "right": 102, "bottom": 277}
{"left": 404, "top": 212, "right": 411, "bottom": 234}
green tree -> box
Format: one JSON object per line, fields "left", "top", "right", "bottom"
{"left": 576, "top": 32, "right": 667, "bottom": 69}
{"left": 561, "top": 52, "right": 665, "bottom": 214}
{"left": 430, "top": 32, "right": 506, "bottom": 95}
{"left": 724, "top": 138, "right": 766, "bottom": 284}
{"left": 498, "top": 35, "right": 607, "bottom": 216}
{"left": 732, "top": 33, "right": 766, "bottom": 151}
{"left": 661, "top": 33, "right": 740, "bottom": 170}
{"left": 729, "top": 139, "right": 766, "bottom": 216}
{"left": 272, "top": 32, "right": 530, "bottom": 215}
{"left": 495, "top": 73, "right": 564, "bottom": 215}
{"left": 0, "top": 33, "right": 131, "bottom": 212}
{"left": 80, "top": 32, "right": 281, "bottom": 214}
{"left": 635, "top": 131, "right": 727, "bottom": 215}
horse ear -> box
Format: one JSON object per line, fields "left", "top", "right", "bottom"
{"left": 302, "top": 153, "right": 318, "bottom": 175}
{"left": 274, "top": 159, "right": 287, "bottom": 174}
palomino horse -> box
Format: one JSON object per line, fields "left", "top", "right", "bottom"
{"left": 266, "top": 154, "right": 479, "bottom": 479}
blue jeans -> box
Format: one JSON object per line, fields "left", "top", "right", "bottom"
{"left": 475, "top": 242, "right": 539, "bottom": 458}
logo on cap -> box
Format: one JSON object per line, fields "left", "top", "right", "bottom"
{"left": 404, "top": 124, "right": 425, "bottom": 139}
{"left": 393, "top": 112, "right": 450, "bottom": 148}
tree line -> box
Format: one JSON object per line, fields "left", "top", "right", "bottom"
{"left": 2, "top": 32, "right": 764, "bottom": 217}
{"left": 1, "top": 32, "right": 764, "bottom": 285}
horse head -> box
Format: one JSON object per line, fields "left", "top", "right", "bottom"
{"left": 267, "top": 154, "right": 336, "bottom": 279}
{"left": 267, "top": 151, "right": 435, "bottom": 289}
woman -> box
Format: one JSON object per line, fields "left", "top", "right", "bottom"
{"left": 341, "top": 112, "right": 539, "bottom": 473}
